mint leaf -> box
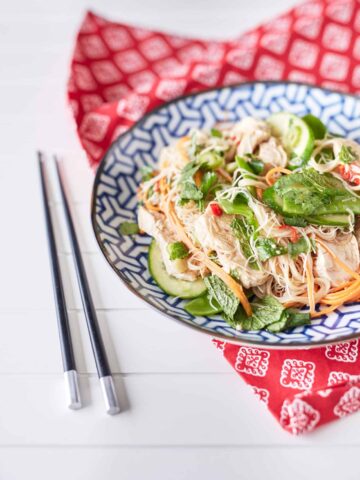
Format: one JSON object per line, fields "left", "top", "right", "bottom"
{"left": 286, "top": 310, "right": 310, "bottom": 328}
{"left": 231, "top": 217, "right": 259, "bottom": 269}
{"left": 167, "top": 242, "right": 189, "bottom": 260}
{"left": 119, "top": 222, "right": 139, "bottom": 235}
{"left": 266, "top": 309, "right": 310, "bottom": 332}
{"left": 204, "top": 275, "right": 239, "bottom": 323}
{"left": 250, "top": 296, "right": 285, "bottom": 329}
{"left": 235, "top": 295, "right": 310, "bottom": 333}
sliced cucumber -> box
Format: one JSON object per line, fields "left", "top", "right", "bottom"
{"left": 267, "top": 112, "right": 314, "bottom": 169}
{"left": 148, "top": 240, "right": 206, "bottom": 299}
{"left": 185, "top": 295, "right": 222, "bottom": 316}
{"left": 262, "top": 186, "right": 284, "bottom": 213}
{"left": 263, "top": 187, "right": 351, "bottom": 226}
{"left": 306, "top": 214, "right": 350, "bottom": 227}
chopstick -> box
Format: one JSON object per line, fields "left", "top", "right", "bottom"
{"left": 54, "top": 156, "right": 120, "bottom": 415}
{"left": 38, "top": 152, "right": 82, "bottom": 410}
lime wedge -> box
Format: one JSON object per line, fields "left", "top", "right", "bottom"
{"left": 267, "top": 112, "right": 314, "bottom": 169}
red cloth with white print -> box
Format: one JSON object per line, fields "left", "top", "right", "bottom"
{"left": 68, "top": 0, "right": 360, "bottom": 434}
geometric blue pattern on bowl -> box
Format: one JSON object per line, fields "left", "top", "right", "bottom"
{"left": 91, "top": 81, "right": 360, "bottom": 348}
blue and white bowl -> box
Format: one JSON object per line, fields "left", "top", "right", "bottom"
{"left": 91, "top": 81, "right": 360, "bottom": 348}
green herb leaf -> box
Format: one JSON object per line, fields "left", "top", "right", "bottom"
{"left": 204, "top": 275, "right": 239, "bottom": 323}
{"left": 227, "top": 296, "right": 311, "bottom": 333}
{"left": 242, "top": 296, "right": 285, "bottom": 331}
{"left": 287, "top": 236, "right": 314, "bottom": 257}
{"left": 210, "top": 128, "right": 222, "bottom": 138}
{"left": 339, "top": 145, "right": 357, "bottom": 164}
{"left": 200, "top": 171, "right": 218, "bottom": 197}
{"left": 119, "top": 222, "right": 139, "bottom": 235}
{"left": 286, "top": 310, "right": 311, "bottom": 328}
{"left": 231, "top": 217, "right": 259, "bottom": 269}
{"left": 267, "top": 168, "right": 360, "bottom": 218}
{"left": 167, "top": 242, "right": 189, "bottom": 260}
{"left": 235, "top": 156, "right": 255, "bottom": 174}
{"left": 180, "top": 182, "right": 203, "bottom": 201}
{"left": 179, "top": 161, "right": 201, "bottom": 183}
{"left": 283, "top": 216, "right": 308, "bottom": 227}
{"left": 140, "top": 166, "right": 154, "bottom": 181}
{"left": 255, "top": 237, "right": 287, "bottom": 261}
{"left": 247, "top": 158, "right": 264, "bottom": 175}
{"left": 217, "top": 193, "right": 253, "bottom": 217}
{"left": 266, "top": 309, "right": 310, "bottom": 332}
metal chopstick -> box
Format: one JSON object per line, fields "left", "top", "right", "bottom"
{"left": 38, "top": 152, "right": 82, "bottom": 410}
{"left": 54, "top": 156, "right": 120, "bottom": 415}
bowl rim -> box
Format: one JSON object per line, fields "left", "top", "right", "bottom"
{"left": 91, "top": 79, "right": 360, "bottom": 349}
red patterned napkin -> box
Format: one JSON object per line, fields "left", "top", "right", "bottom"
{"left": 68, "top": 0, "right": 360, "bottom": 433}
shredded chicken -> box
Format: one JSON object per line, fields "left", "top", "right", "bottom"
{"left": 232, "top": 117, "right": 271, "bottom": 157}
{"left": 258, "top": 137, "right": 288, "bottom": 169}
{"left": 193, "top": 206, "right": 270, "bottom": 288}
{"left": 315, "top": 234, "right": 360, "bottom": 287}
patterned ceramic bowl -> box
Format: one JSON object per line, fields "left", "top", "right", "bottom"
{"left": 91, "top": 81, "right": 360, "bottom": 348}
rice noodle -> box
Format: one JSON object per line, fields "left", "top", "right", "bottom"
{"left": 138, "top": 121, "right": 360, "bottom": 318}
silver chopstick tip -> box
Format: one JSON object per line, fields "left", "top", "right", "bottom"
{"left": 64, "top": 370, "right": 82, "bottom": 410}
{"left": 100, "top": 376, "right": 120, "bottom": 415}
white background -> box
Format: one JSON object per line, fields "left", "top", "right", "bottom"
{"left": 1, "top": 0, "right": 360, "bottom": 478}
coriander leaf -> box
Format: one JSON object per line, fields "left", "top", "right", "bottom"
{"left": 119, "top": 221, "right": 139, "bottom": 235}
{"left": 140, "top": 166, "right": 154, "bottom": 181}
{"left": 204, "top": 275, "right": 239, "bottom": 323}
{"left": 283, "top": 216, "right": 308, "bottom": 227}
{"left": 179, "top": 161, "right": 201, "bottom": 183}
{"left": 255, "top": 237, "right": 287, "bottom": 261}
{"left": 180, "top": 182, "right": 203, "bottom": 200}
{"left": 167, "top": 242, "right": 189, "bottom": 260}
{"left": 339, "top": 145, "right": 357, "bottom": 164}
{"left": 178, "top": 198, "right": 190, "bottom": 206}
{"left": 210, "top": 128, "right": 222, "bottom": 138}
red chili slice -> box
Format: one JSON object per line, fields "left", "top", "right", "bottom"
{"left": 210, "top": 203, "right": 223, "bottom": 216}
{"left": 337, "top": 164, "right": 360, "bottom": 185}
{"left": 277, "top": 225, "right": 300, "bottom": 243}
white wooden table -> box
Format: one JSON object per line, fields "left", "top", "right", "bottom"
{"left": 2, "top": 0, "right": 360, "bottom": 478}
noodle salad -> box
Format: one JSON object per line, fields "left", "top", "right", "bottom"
{"left": 120, "top": 112, "right": 360, "bottom": 333}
